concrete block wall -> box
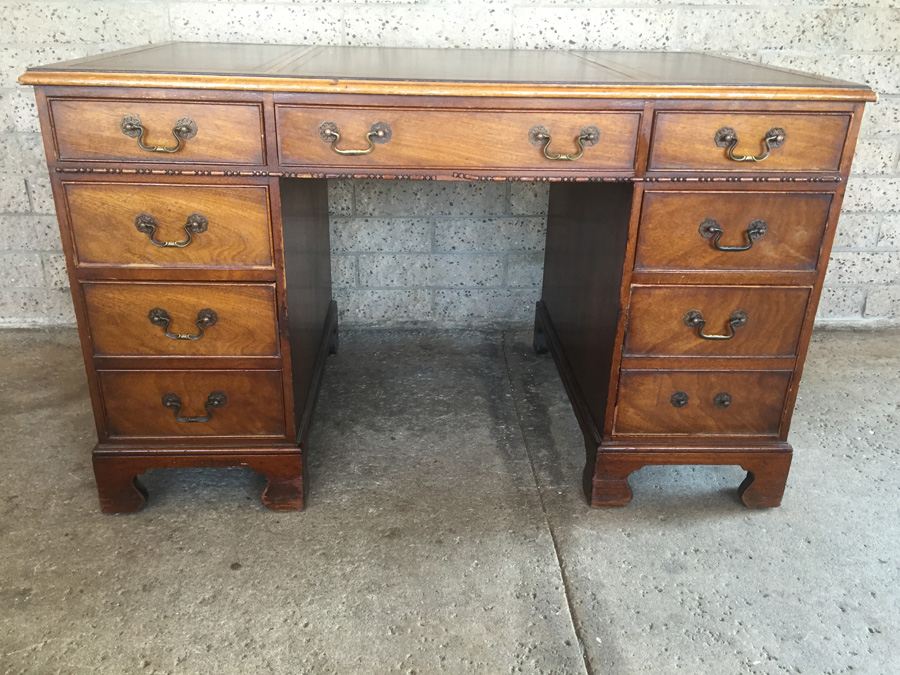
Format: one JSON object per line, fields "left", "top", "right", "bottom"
{"left": 1, "top": 0, "right": 898, "bottom": 328}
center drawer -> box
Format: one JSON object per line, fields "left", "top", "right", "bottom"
{"left": 625, "top": 285, "right": 811, "bottom": 357}
{"left": 83, "top": 282, "right": 280, "bottom": 357}
{"left": 99, "top": 370, "right": 287, "bottom": 439}
{"left": 275, "top": 106, "right": 641, "bottom": 171}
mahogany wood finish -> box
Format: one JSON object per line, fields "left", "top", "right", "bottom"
{"left": 63, "top": 182, "right": 275, "bottom": 271}
{"left": 277, "top": 107, "right": 641, "bottom": 171}
{"left": 82, "top": 282, "right": 280, "bottom": 357}
{"left": 99, "top": 369, "right": 287, "bottom": 439}
{"left": 648, "top": 111, "right": 851, "bottom": 172}
{"left": 613, "top": 370, "right": 792, "bottom": 436}
{"left": 624, "top": 285, "right": 811, "bottom": 357}
{"left": 635, "top": 191, "right": 833, "bottom": 273}
{"left": 48, "top": 98, "right": 266, "bottom": 164}
{"left": 20, "top": 43, "right": 874, "bottom": 512}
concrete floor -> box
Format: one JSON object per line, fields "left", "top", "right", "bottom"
{"left": 0, "top": 328, "right": 897, "bottom": 674}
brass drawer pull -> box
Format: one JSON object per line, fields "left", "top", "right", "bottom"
{"left": 699, "top": 218, "right": 768, "bottom": 252}
{"left": 319, "top": 121, "right": 392, "bottom": 155}
{"left": 148, "top": 307, "right": 217, "bottom": 341}
{"left": 683, "top": 309, "right": 748, "bottom": 340}
{"left": 670, "top": 391, "right": 689, "bottom": 408}
{"left": 135, "top": 213, "right": 208, "bottom": 248}
{"left": 713, "top": 392, "right": 732, "bottom": 408}
{"left": 714, "top": 126, "right": 785, "bottom": 162}
{"left": 162, "top": 391, "right": 227, "bottom": 423}
{"left": 121, "top": 114, "right": 197, "bottom": 153}
{"left": 529, "top": 125, "right": 600, "bottom": 161}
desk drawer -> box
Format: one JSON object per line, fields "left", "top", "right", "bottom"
{"left": 649, "top": 111, "right": 850, "bottom": 172}
{"left": 83, "top": 282, "right": 279, "bottom": 357}
{"left": 276, "top": 106, "right": 640, "bottom": 171}
{"left": 100, "top": 370, "right": 286, "bottom": 439}
{"left": 635, "top": 191, "right": 833, "bottom": 272}
{"left": 64, "top": 183, "right": 274, "bottom": 270}
{"left": 49, "top": 98, "right": 265, "bottom": 164}
{"left": 614, "top": 370, "right": 791, "bottom": 436}
{"left": 625, "top": 285, "right": 810, "bottom": 357}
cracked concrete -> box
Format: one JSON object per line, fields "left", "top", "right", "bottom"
{"left": 0, "top": 327, "right": 897, "bottom": 674}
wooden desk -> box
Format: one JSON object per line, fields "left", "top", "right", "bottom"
{"left": 20, "top": 44, "right": 875, "bottom": 512}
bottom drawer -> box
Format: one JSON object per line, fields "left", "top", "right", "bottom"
{"left": 613, "top": 370, "right": 792, "bottom": 437}
{"left": 99, "top": 370, "right": 286, "bottom": 439}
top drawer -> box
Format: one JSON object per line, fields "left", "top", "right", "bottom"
{"left": 276, "top": 106, "right": 641, "bottom": 171}
{"left": 48, "top": 98, "right": 265, "bottom": 165}
{"left": 648, "top": 111, "right": 851, "bottom": 173}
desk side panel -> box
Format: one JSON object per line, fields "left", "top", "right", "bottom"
{"left": 540, "top": 182, "right": 633, "bottom": 438}
{"left": 277, "top": 178, "right": 334, "bottom": 442}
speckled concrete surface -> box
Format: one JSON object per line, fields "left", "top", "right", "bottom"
{"left": 0, "top": 328, "right": 897, "bottom": 674}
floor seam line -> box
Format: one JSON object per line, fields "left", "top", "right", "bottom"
{"left": 500, "top": 331, "right": 594, "bottom": 675}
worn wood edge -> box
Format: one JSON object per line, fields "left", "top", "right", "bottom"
{"left": 17, "top": 71, "right": 877, "bottom": 102}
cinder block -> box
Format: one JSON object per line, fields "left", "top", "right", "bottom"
{"left": 834, "top": 212, "right": 881, "bottom": 249}
{"left": 355, "top": 180, "right": 507, "bottom": 217}
{"left": 852, "top": 137, "right": 899, "bottom": 175}
{"left": 328, "top": 180, "right": 353, "bottom": 216}
{"left": 0, "top": 287, "right": 74, "bottom": 325}
{"left": 0, "top": 88, "right": 40, "bottom": 133}
{"left": 41, "top": 252, "right": 68, "bottom": 290}
{"left": 860, "top": 96, "right": 900, "bottom": 138}
{"left": 433, "top": 217, "right": 546, "bottom": 253}
{"left": 346, "top": 4, "right": 512, "bottom": 48}
{"left": 0, "top": 174, "right": 30, "bottom": 213}
{"left": 843, "top": 177, "right": 900, "bottom": 213}
{"left": 26, "top": 175, "right": 55, "bottom": 215}
{"left": 2, "top": 2, "right": 168, "bottom": 44}
{"left": 331, "top": 217, "right": 432, "bottom": 253}
{"left": 816, "top": 285, "right": 867, "bottom": 319}
{"left": 169, "top": 2, "right": 341, "bottom": 44}
{"left": 509, "top": 183, "right": 549, "bottom": 216}
{"left": 506, "top": 253, "right": 544, "bottom": 288}
{"left": 677, "top": 8, "right": 844, "bottom": 52}
{"left": 331, "top": 255, "right": 358, "bottom": 288}
{"left": 358, "top": 254, "right": 504, "bottom": 288}
{"left": 865, "top": 284, "right": 900, "bottom": 318}
{"left": 876, "top": 213, "right": 900, "bottom": 248}
{"left": 0, "top": 214, "right": 61, "bottom": 251}
{"left": 0, "top": 133, "right": 45, "bottom": 174}
{"left": 333, "top": 289, "right": 433, "bottom": 325}
{"left": 0, "top": 252, "right": 44, "bottom": 287}
{"left": 826, "top": 251, "right": 900, "bottom": 285}
{"left": 513, "top": 7, "right": 676, "bottom": 50}
{"left": 432, "top": 289, "right": 537, "bottom": 325}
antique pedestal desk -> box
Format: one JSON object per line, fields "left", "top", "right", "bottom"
{"left": 19, "top": 44, "right": 875, "bottom": 513}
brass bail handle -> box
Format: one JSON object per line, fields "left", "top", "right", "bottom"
{"left": 319, "top": 121, "right": 392, "bottom": 155}
{"left": 134, "top": 213, "right": 208, "bottom": 248}
{"left": 699, "top": 218, "right": 768, "bottom": 252}
{"left": 162, "top": 391, "right": 227, "bottom": 423}
{"left": 714, "top": 127, "right": 786, "bottom": 162}
{"left": 683, "top": 309, "right": 748, "bottom": 340}
{"left": 121, "top": 114, "right": 197, "bottom": 153}
{"left": 148, "top": 307, "right": 218, "bottom": 341}
{"left": 529, "top": 125, "right": 600, "bottom": 161}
